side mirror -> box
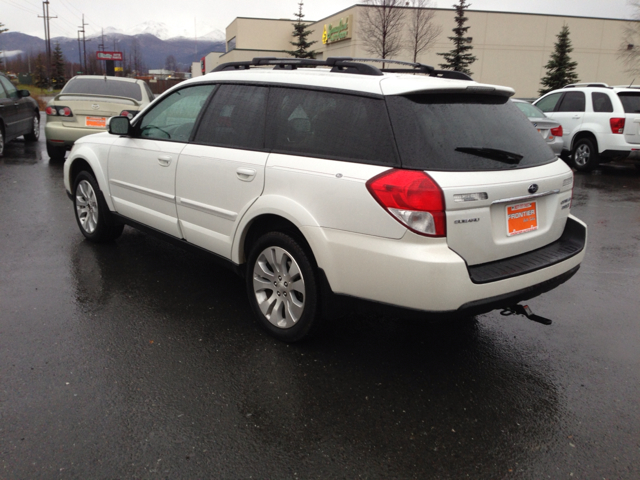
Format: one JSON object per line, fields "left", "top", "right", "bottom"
{"left": 18, "top": 90, "right": 31, "bottom": 98}
{"left": 108, "top": 116, "right": 131, "bottom": 136}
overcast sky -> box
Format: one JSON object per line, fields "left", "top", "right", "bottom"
{"left": 1, "top": 0, "right": 636, "bottom": 40}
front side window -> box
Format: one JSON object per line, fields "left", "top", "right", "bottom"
{"left": 557, "top": 91, "right": 585, "bottom": 112}
{"left": 0, "top": 76, "right": 18, "bottom": 99}
{"left": 535, "top": 92, "right": 563, "bottom": 112}
{"left": 387, "top": 93, "right": 555, "bottom": 171}
{"left": 138, "top": 84, "right": 216, "bottom": 142}
{"left": 266, "top": 87, "right": 398, "bottom": 166}
{"left": 193, "top": 84, "right": 267, "bottom": 150}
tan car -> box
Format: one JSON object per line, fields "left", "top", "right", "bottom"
{"left": 45, "top": 75, "right": 154, "bottom": 160}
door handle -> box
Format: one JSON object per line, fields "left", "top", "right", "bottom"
{"left": 158, "top": 155, "right": 172, "bottom": 167}
{"left": 236, "top": 168, "right": 256, "bottom": 181}
{"left": 572, "top": 115, "right": 581, "bottom": 119}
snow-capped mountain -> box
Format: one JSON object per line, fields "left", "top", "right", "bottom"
{"left": 88, "top": 22, "right": 225, "bottom": 42}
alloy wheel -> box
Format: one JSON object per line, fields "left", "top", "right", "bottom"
{"left": 252, "top": 246, "right": 306, "bottom": 329}
{"left": 75, "top": 179, "right": 99, "bottom": 234}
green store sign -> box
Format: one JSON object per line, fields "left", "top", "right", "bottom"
{"left": 322, "top": 16, "right": 352, "bottom": 44}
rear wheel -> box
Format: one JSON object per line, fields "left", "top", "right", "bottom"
{"left": 47, "top": 143, "right": 66, "bottom": 161}
{"left": 246, "top": 232, "right": 320, "bottom": 342}
{"left": 24, "top": 113, "right": 40, "bottom": 142}
{"left": 73, "top": 171, "right": 124, "bottom": 242}
{"left": 571, "top": 137, "right": 600, "bottom": 172}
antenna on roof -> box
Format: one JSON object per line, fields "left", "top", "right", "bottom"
{"left": 629, "top": 78, "right": 636, "bottom": 88}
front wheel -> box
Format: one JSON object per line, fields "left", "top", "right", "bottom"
{"left": 571, "top": 138, "right": 600, "bottom": 172}
{"left": 246, "top": 232, "right": 321, "bottom": 342}
{"left": 24, "top": 113, "right": 40, "bottom": 142}
{"left": 73, "top": 171, "right": 124, "bottom": 242}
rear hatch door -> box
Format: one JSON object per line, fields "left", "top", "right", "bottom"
{"left": 618, "top": 91, "right": 640, "bottom": 144}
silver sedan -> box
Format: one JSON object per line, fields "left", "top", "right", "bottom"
{"left": 513, "top": 99, "right": 564, "bottom": 156}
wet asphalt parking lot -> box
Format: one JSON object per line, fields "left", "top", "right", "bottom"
{"left": 1, "top": 114, "right": 639, "bottom": 479}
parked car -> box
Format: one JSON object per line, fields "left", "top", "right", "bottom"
{"left": 534, "top": 83, "right": 640, "bottom": 171}
{"left": 63, "top": 57, "right": 587, "bottom": 342}
{"left": 0, "top": 72, "right": 40, "bottom": 156}
{"left": 512, "top": 99, "right": 564, "bottom": 156}
{"left": 45, "top": 75, "right": 154, "bottom": 161}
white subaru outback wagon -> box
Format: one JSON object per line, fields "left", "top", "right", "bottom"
{"left": 63, "top": 57, "right": 587, "bottom": 342}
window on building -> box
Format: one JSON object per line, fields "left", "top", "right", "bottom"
{"left": 227, "top": 37, "right": 236, "bottom": 51}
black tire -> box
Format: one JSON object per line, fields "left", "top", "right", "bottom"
{"left": 73, "top": 171, "right": 124, "bottom": 243}
{"left": 47, "top": 143, "right": 67, "bottom": 161}
{"left": 24, "top": 113, "right": 40, "bottom": 142}
{"left": 571, "top": 137, "right": 600, "bottom": 172}
{"left": 0, "top": 125, "right": 4, "bottom": 157}
{"left": 246, "top": 231, "right": 321, "bottom": 342}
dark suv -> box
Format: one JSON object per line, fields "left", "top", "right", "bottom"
{"left": 0, "top": 72, "right": 40, "bottom": 156}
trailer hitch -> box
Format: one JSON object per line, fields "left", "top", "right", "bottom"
{"left": 500, "top": 304, "right": 552, "bottom": 326}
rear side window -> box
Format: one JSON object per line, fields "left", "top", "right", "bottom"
{"left": 617, "top": 92, "right": 640, "bottom": 113}
{"left": 62, "top": 78, "right": 143, "bottom": 101}
{"left": 592, "top": 92, "right": 613, "bottom": 112}
{"left": 193, "top": 84, "right": 268, "bottom": 150}
{"left": 386, "top": 94, "right": 555, "bottom": 171}
{"left": 557, "top": 91, "right": 585, "bottom": 112}
{"left": 266, "top": 87, "right": 398, "bottom": 166}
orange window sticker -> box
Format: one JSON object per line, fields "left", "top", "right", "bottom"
{"left": 507, "top": 201, "right": 538, "bottom": 236}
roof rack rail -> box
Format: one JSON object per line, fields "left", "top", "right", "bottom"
{"left": 211, "top": 57, "right": 473, "bottom": 80}
{"left": 564, "top": 82, "right": 609, "bottom": 88}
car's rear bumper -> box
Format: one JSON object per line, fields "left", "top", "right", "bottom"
{"left": 307, "top": 215, "right": 587, "bottom": 314}
{"left": 45, "top": 121, "right": 106, "bottom": 147}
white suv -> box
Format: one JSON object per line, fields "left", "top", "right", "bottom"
{"left": 63, "top": 58, "right": 587, "bottom": 342}
{"left": 534, "top": 83, "right": 640, "bottom": 171}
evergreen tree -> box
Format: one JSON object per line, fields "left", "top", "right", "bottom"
{"left": 285, "top": 2, "right": 316, "bottom": 59}
{"left": 437, "top": 0, "right": 477, "bottom": 76}
{"left": 51, "top": 43, "right": 66, "bottom": 89}
{"left": 0, "top": 22, "right": 8, "bottom": 72}
{"left": 539, "top": 25, "right": 579, "bottom": 95}
{"left": 33, "top": 53, "right": 47, "bottom": 89}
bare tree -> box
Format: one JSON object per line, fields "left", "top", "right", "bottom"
{"left": 406, "top": 0, "right": 442, "bottom": 63}
{"left": 359, "top": 0, "right": 406, "bottom": 62}
{"left": 618, "top": 1, "right": 640, "bottom": 77}
{"left": 165, "top": 55, "right": 177, "bottom": 72}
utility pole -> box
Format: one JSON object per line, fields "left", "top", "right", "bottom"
{"left": 38, "top": 0, "right": 57, "bottom": 85}
{"left": 79, "top": 15, "right": 88, "bottom": 74}
{"left": 77, "top": 30, "right": 82, "bottom": 73}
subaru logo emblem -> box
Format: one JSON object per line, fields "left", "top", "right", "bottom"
{"left": 528, "top": 184, "right": 539, "bottom": 194}
{"left": 92, "top": 104, "right": 100, "bottom": 110}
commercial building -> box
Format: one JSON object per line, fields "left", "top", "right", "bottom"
{"left": 193, "top": 4, "right": 635, "bottom": 98}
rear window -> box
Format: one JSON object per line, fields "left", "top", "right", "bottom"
{"left": 617, "top": 92, "right": 640, "bottom": 113}
{"left": 386, "top": 94, "right": 556, "bottom": 171}
{"left": 61, "top": 78, "right": 143, "bottom": 101}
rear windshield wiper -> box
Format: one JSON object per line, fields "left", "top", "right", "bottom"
{"left": 455, "top": 147, "right": 524, "bottom": 165}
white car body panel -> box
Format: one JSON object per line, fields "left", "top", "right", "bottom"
{"left": 108, "top": 137, "right": 185, "bottom": 238}
{"left": 176, "top": 145, "right": 268, "bottom": 257}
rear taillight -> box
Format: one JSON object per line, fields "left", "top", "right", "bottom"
{"left": 550, "top": 125, "right": 563, "bottom": 137}
{"left": 46, "top": 106, "right": 73, "bottom": 117}
{"left": 366, "top": 169, "right": 446, "bottom": 237}
{"left": 610, "top": 117, "right": 625, "bottom": 134}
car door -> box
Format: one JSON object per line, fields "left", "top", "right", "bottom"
{"left": 108, "top": 84, "right": 217, "bottom": 237}
{"left": 0, "top": 76, "right": 20, "bottom": 139}
{"left": 537, "top": 91, "right": 585, "bottom": 149}
{"left": 0, "top": 76, "right": 31, "bottom": 137}
{"left": 176, "top": 84, "right": 269, "bottom": 257}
